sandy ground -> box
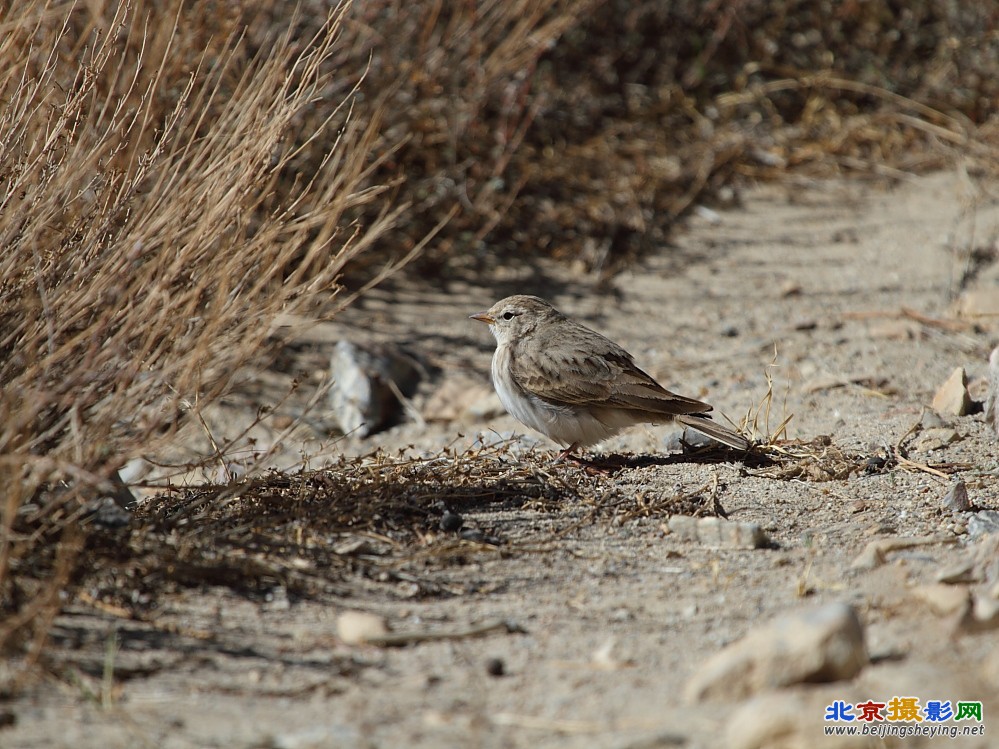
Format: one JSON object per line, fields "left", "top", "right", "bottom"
{"left": 6, "top": 170, "right": 999, "bottom": 748}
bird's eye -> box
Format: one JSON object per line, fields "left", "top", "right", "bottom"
{"left": 502, "top": 311, "right": 515, "bottom": 320}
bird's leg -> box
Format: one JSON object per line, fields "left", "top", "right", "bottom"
{"left": 553, "top": 443, "right": 612, "bottom": 475}
{"left": 553, "top": 442, "right": 580, "bottom": 463}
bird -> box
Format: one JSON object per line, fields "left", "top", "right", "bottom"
{"left": 470, "top": 294, "right": 750, "bottom": 455}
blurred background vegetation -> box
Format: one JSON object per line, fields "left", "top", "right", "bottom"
{"left": 1, "top": 0, "right": 997, "bottom": 672}
{"left": 316, "top": 0, "right": 999, "bottom": 275}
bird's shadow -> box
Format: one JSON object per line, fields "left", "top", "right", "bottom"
{"left": 574, "top": 446, "right": 773, "bottom": 475}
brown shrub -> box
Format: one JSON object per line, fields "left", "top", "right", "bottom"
{"left": 0, "top": 1, "right": 405, "bottom": 665}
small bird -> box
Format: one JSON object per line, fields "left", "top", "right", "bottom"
{"left": 470, "top": 295, "right": 750, "bottom": 454}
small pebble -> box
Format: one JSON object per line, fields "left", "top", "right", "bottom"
{"left": 942, "top": 480, "right": 971, "bottom": 512}
{"left": 780, "top": 280, "right": 802, "bottom": 297}
{"left": 863, "top": 455, "right": 889, "bottom": 474}
{"left": 336, "top": 611, "right": 388, "bottom": 645}
{"left": 920, "top": 408, "right": 948, "bottom": 429}
{"left": 668, "top": 514, "right": 770, "bottom": 549}
{"left": 440, "top": 511, "right": 464, "bottom": 533}
{"left": 485, "top": 657, "right": 505, "bottom": 677}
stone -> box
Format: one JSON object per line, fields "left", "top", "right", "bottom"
{"left": 931, "top": 367, "right": 971, "bottom": 416}
{"left": 912, "top": 427, "right": 960, "bottom": 452}
{"left": 936, "top": 561, "right": 977, "bottom": 584}
{"left": 780, "top": 280, "right": 802, "bottom": 297}
{"left": 967, "top": 510, "right": 999, "bottom": 539}
{"left": 942, "top": 480, "right": 971, "bottom": 512}
{"left": 850, "top": 535, "right": 939, "bottom": 570}
{"left": 485, "top": 657, "right": 505, "bottom": 677}
{"left": 911, "top": 583, "right": 970, "bottom": 616}
{"left": 986, "top": 345, "right": 999, "bottom": 437}
{"left": 919, "top": 408, "right": 949, "bottom": 429}
{"left": 973, "top": 534, "right": 999, "bottom": 584}
{"left": 724, "top": 688, "right": 864, "bottom": 749}
{"left": 439, "top": 511, "right": 464, "bottom": 533}
{"left": 336, "top": 611, "right": 389, "bottom": 645}
{"left": 684, "top": 603, "right": 867, "bottom": 703}
{"left": 667, "top": 515, "right": 771, "bottom": 549}
{"left": 328, "top": 341, "right": 422, "bottom": 437}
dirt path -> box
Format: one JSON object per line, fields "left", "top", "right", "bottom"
{"left": 6, "top": 171, "right": 999, "bottom": 748}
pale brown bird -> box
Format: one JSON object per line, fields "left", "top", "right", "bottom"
{"left": 470, "top": 295, "right": 750, "bottom": 453}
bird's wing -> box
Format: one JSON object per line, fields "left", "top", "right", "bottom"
{"left": 599, "top": 351, "right": 714, "bottom": 415}
{"left": 509, "top": 330, "right": 712, "bottom": 417}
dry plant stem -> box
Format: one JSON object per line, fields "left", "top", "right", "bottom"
{"left": 0, "top": 526, "right": 83, "bottom": 680}
{"left": 894, "top": 418, "right": 958, "bottom": 481}
{"left": 0, "top": 0, "right": 438, "bottom": 668}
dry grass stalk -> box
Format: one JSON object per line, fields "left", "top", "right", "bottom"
{"left": 0, "top": 1, "right": 410, "bottom": 665}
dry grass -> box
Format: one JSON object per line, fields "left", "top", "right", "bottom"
{"left": 58, "top": 436, "right": 894, "bottom": 628}
{"left": 200, "top": 0, "right": 999, "bottom": 279}
{"left": 71, "top": 443, "right": 606, "bottom": 608}
{"left": 339, "top": 0, "right": 999, "bottom": 274}
{"left": 0, "top": 1, "right": 411, "bottom": 666}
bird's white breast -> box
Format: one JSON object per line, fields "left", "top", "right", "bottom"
{"left": 491, "top": 344, "right": 622, "bottom": 447}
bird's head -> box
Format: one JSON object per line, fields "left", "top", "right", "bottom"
{"left": 470, "top": 295, "right": 564, "bottom": 345}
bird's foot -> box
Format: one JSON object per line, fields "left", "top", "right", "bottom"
{"left": 552, "top": 444, "right": 611, "bottom": 475}
{"left": 553, "top": 443, "right": 580, "bottom": 463}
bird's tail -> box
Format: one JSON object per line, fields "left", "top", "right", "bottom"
{"left": 676, "top": 414, "right": 751, "bottom": 451}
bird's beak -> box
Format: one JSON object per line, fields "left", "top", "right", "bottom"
{"left": 469, "top": 311, "right": 494, "bottom": 324}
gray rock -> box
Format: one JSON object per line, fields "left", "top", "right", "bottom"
{"left": 668, "top": 515, "right": 770, "bottom": 549}
{"left": 942, "top": 480, "right": 971, "bottom": 512}
{"left": 912, "top": 426, "right": 960, "bottom": 452}
{"left": 685, "top": 603, "right": 867, "bottom": 702}
{"left": 328, "top": 341, "right": 422, "bottom": 437}
{"left": 919, "top": 408, "right": 950, "bottom": 429}
{"left": 967, "top": 510, "right": 999, "bottom": 539}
